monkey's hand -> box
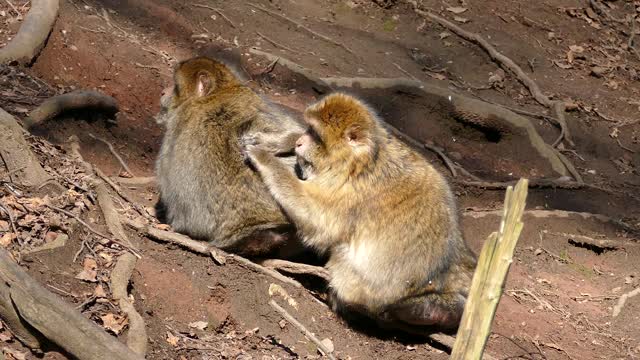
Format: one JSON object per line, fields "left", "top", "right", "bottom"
{"left": 244, "top": 144, "right": 277, "bottom": 171}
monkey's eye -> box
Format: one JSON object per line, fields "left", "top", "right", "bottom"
{"left": 306, "top": 127, "right": 323, "bottom": 146}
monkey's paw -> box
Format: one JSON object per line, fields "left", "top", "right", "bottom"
{"left": 245, "top": 145, "right": 273, "bottom": 168}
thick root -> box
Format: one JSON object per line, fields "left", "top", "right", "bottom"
{"left": 0, "top": 0, "right": 60, "bottom": 65}
{"left": 24, "top": 90, "right": 118, "bottom": 130}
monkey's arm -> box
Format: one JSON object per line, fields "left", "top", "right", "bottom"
{"left": 246, "top": 146, "right": 335, "bottom": 251}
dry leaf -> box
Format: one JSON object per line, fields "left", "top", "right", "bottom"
{"left": 0, "top": 233, "right": 14, "bottom": 247}
{"left": 426, "top": 72, "right": 447, "bottom": 80}
{"left": 453, "top": 16, "right": 469, "bottom": 23}
{"left": 166, "top": 331, "right": 180, "bottom": 347}
{"left": 94, "top": 284, "right": 107, "bottom": 298}
{"left": 446, "top": 6, "right": 468, "bottom": 14}
{"left": 118, "top": 170, "right": 133, "bottom": 178}
{"left": 610, "top": 127, "right": 620, "bottom": 139}
{"left": 0, "top": 220, "right": 9, "bottom": 232}
{"left": 3, "top": 348, "right": 27, "bottom": 360}
{"left": 320, "top": 338, "right": 334, "bottom": 353}
{"left": 188, "top": 321, "right": 208, "bottom": 331}
{"left": 552, "top": 60, "right": 572, "bottom": 69}
{"left": 439, "top": 31, "right": 451, "bottom": 40}
{"left": 75, "top": 257, "right": 98, "bottom": 282}
{"left": 101, "top": 313, "right": 128, "bottom": 335}
{"left": 0, "top": 331, "right": 13, "bottom": 342}
{"left": 155, "top": 224, "right": 171, "bottom": 231}
{"left": 605, "top": 79, "right": 619, "bottom": 90}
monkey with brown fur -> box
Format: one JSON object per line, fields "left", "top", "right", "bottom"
{"left": 155, "top": 56, "right": 305, "bottom": 257}
{"left": 244, "top": 93, "right": 477, "bottom": 331}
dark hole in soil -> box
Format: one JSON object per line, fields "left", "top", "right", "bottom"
{"left": 568, "top": 239, "right": 618, "bottom": 255}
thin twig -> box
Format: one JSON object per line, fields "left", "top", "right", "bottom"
{"left": 616, "top": 138, "right": 636, "bottom": 153}
{"left": 46, "top": 284, "right": 75, "bottom": 297}
{"left": 249, "top": 3, "right": 354, "bottom": 55}
{"left": 392, "top": 62, "right": 418, "bottom": 80}
{"left": 76, "top": 25, "right": 106, "bottom": 34}
{"left": 95, "top": 168, "right": 155, "bottom": 222}
{"left": 628, "top": 16, "right": 640, "bottom": 60}
{"left": 4, "top": 0, "right": 21, "bottom": 17}
{"left": 0, "top": 200, "right": 21, "bottom": 246}
{"left": 256, "top": 31, "right": 300, "bottom": 54}
{"left": 124, "top": 220, "right": 303, "bottom": 288}
{"left": 88, "top": 133, "right": 135, "bottom": 177}
{"left": 260, "top": 259, "right": 330, "bottom": 282}
{"left": 423, "top": 142, "right": 457, "bottom": 177}
{"left": 46, "top": 204, "right": 141, "bottom": 258}
{"left": 269, "top": 300, "right": 336, "bottom": 360}
{"left": 192, "top": 4, "right": 236, "bottom": 28}
{"left": 73, "top": 239, "right": 87, "bottom": 263}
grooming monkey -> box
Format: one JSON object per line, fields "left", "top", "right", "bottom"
{"left": 245, "top": 93, "right": 477, "bottom": 330}
{"left": 155, "top": 56, "right": 305, "bottom": 257}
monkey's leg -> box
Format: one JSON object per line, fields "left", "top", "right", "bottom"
{"left": 380, "top": 292, "right": 466, "bottom": 330}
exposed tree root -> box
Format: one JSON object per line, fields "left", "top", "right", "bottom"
{"left": 405, "top": 1, "right": 574, "bottom": 148}
{"left": 260, "top": 259, "right": 331, "bottom": 282}
{"left": 612, "top": 287, "right": 640, "bottom": 317}
{"left": 115, "top": 176, "right": 156, "bottom": 186}
{"left": 0, "top": 107, "right": 53, "bottom": 187}
{"left": 0, "top": 248, "right": 145, "bottom": 360}
{"left": 124, "top": 220, "right": 306, "bottom": 288}
{"left": 24, "top": 90, "right": 118, "bottom": 130}
{"left": 464, "top": 209, "right": 639, "bottom": 236}
{"left": 269, "top": 300, "right": 337, "bottom": 360}
{"left": 0, "top": 0, "right": 59, "bottom": 65}
{"left": 67, "top": 136, "right": 147, "bottom": 355}
{"left": 88, "top": 133, "right": 135, "bottom": 176}
{"left": 248, "top": 49, "right": 577, "bottom": 182}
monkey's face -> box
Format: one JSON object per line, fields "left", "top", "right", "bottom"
{"left": 294, "top": 127, "right": 328, "bottom": 180}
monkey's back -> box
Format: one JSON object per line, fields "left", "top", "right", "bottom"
{"left": 156, "top": 87, "right": 291, "bottom": 248}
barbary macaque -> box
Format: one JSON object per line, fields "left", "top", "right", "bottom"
{"left": 155, "top": 56, "right": 305, "bottom": 257}
{"left": 245, "top": 93, "right": 477, "bottom": 330}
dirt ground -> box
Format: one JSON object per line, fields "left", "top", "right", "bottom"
{"left": 1, "top": 0, "right": 640, "bottom": 359}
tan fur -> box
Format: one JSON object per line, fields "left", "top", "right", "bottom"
{"left": 246, "top": 93, "right": 476, "bottom": 330}
{"left": 156, "top": 56, "right": 305, "bottom": 257}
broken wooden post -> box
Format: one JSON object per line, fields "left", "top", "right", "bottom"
{"left": 451, "top": 178, "right": 529, "bottom": 360}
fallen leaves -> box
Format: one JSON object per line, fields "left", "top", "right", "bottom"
{"left": 75, "top": 256, "right": 98, "bottom": 283}
{"left": 166, "top": 331, "right": 180, "bottom": 347}
{"left": 101, "top": 313, "right": 128, "bottom": 335}
{"left": 188, "top": 321, "right": 209, "bottom": 331}
{"left": 446, "top": 7, "right": 468, "bottom": 15}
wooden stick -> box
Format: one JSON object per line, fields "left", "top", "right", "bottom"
{"left": 256, "top": 31, "right": 300, "bottom": 54}
{"left": 88, "top": 133, "right": 135, "bottom": 176}
{"left": 269, "top": 300, "right": 336, "bottom": 360}
{"left": 249, "top": 3, "right": 354, "bottom": 55}
{"left": 423, "top": 142, "right": 457, "bottom": 177}
{"left": 451, "top": 179, "right": 528, "bottom": 359}
{"left": 451, "top": 179, "right": 528, "bottom": 360}
{"left": 260, "top": 259, "right": 330, "bottom": 282}
{"left": 125, "top": 221, "right": 304, "bottom": 288}
{"left": 0, "top": 248, "right": 145, "bottom": 360}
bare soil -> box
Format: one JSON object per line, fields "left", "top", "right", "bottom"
{"left": 1, "top": 0, "right": 640, "bottom": 359}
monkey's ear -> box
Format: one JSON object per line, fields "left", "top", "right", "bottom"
{"left": 345, "top": 125, "right": 370, "bottom": 147}
{"left": 196, "top": 71, "right": 214, "bottom": 97}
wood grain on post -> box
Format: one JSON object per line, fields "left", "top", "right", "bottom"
{"left": 451, "top": 178, "right": 529, "bottom": 360}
